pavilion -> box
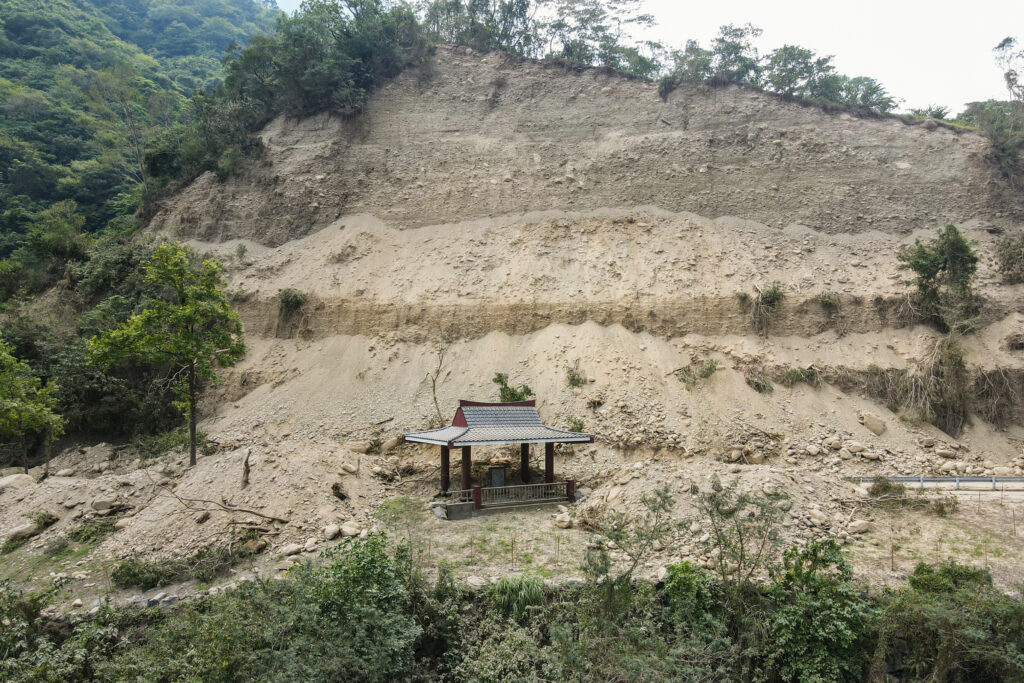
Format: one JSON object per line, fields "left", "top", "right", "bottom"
{"left": 404, "top": 399, "right": 594, "bottom": 513}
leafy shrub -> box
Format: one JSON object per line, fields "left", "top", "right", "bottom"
{"left": 872, "top": 560, "right": 1024, "bottom": 681}
{"left": 566, "top": 416, "right": 585, "bottom": 432}
{"left": 764, "top": 538, "right": 875, "bottom": 683}
{"left": 995, "top": 229, "right": 1024, "bottom": 283}
{"left": 907, "top": 560, "right": 992, "bottom": 594}
{"left": 566, "top": 362, "right": 586, "bottom": 387}
{"left": 897, "top": 224, "right": 979, "bottom": 333}
{"left": 105, "top": 538, "right": 421, "bottom": 682}
{"left": 492, "top": 372, "right": 534, "bottom": 402}
{"left": 664, "top": 561, "right": 720, "bottom": 617}
{"left": 487, "top": 575, "right": 546, "bottom": 621}
{"left": 277, "top": 288, "right": 306, "bottom": 318}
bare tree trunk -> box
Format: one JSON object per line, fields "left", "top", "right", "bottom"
{"left": 188, "top": 363, "right": 197, "bottom": 467}
{"left": 118, "top": 94, "right": 148, "bottom": 191}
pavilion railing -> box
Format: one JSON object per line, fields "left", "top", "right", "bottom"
{"left": 447, "top": 481, "right": 576, "bottom": 510}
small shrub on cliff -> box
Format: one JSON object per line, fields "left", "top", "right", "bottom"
{"left": 493, "top": 373, "right": 533, "bottom": 402}
{"left": 897, "top": 224, "right": 979, "bottom": 333}
{"left": 278, "top": 288, "right": 306, "bottom": 318}
{"left": 995, "top": 228, "right": 1024, "bottom": 283}
{"left": 738, "top": 283, "right": 785, "bottom": 335}
{"left": 566, "top": 361, "right": 586, "bottom": 387}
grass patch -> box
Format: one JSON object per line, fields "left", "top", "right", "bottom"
{"left": 744, "top": 366, "right": 774, "bottom": 394}
{"left": 782, "top": 366, "right": 821, "bottom": 387}
{"left": 675, "top": 359, "right": 719, "bottom": 389}
{"left": 566, "top": 362, "right": 587, "bottom": 388}
{"left": 995, "top": 228, "right": 1024, "bottom": 284}
{"left": 67, "top": 518, "right": 119, "bottom": 545}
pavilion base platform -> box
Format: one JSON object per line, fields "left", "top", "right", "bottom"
{"left": 430, "top": 480, "right": 576, "bottom": 521}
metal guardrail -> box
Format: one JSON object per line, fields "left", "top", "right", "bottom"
{"left": 847, "top": 476, "right": 1024, "bottom": 490}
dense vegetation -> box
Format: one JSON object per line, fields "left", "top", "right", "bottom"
{"left": 0, "top": 1, "right": 274, "bottom": 463}
{"left": 1, "top": 498, "right": 1022, "bottom": 681}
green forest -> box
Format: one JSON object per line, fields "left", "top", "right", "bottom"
{"left": 2, "top": 485, "right": 1023, "bottom": 681}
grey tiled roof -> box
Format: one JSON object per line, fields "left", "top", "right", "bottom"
{"left": 462, "top": 405, "right": 543, "bottom": 428}
{"left": 404, "top": 402, "right": 594, "bottom": 445}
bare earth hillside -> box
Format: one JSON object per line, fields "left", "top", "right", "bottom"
{"left": 4, "top": 45, "right": 1024, "bottom": 611}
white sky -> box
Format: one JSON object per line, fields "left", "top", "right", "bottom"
{"left": 274, "top": 0, "right": 1021, "bottom": 114}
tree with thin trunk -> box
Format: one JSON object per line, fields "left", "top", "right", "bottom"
{"left": 89, "top": 244, "right": 245, "bottom": 466}
{"left": 88, "top": 63, "right": 153, "bottom": 191}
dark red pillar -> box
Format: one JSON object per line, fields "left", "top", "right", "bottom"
{"left": 567, "top": 479, "right": 575, "bottom": 502}
{"left": 440, "top": 446, "right": 450, "bottom": 492}
{"left": 544, "top": 442, "right": 554, "bottom": 483}
{"left": 461, "top": 445, "right": 472, "bottom": 491}
{"left": 520, "top": 443, "right": 531, "bottom": 483}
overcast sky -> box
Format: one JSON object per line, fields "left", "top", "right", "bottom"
{"left": 273, "top": 0, "right": 1021, "bottom": 114}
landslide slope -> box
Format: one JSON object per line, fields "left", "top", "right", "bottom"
{"left": 7, "top": 46, "right": 1023, "bottom": 600}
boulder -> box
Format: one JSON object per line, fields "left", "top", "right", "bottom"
{"left": 323, "top": 524, "right": 341, "bottom": 540}
{"left": 0, "top": 473, "right": 34, "bottom": 493}
{"left": 746, "top": 452, "right": 765, "bottom": 464}
{"left": 805, "top": 445, "right": 820, "bottom": 456}
{"left": 940, "top": 460, "right": 959, "bottom": 473}
{"left": 379, "top": 437, "right": 402, "bottom": 453}
{"left": 91, "top": 499, "right": 116, "bottom": 512}
{"left": 554, "top": 512, "right": 572, "bottom": 529}
{"left": 846, "top": 442, "right": 866, "bottom": 454}
{"left": 466, "top": 576, "right": 488, "bottom": 591}
{"left": 861, "top": 413, "right": 887, "bottom": 436}
{"left": 304, "top": 538, "right": 317, "bottom": 552}
{"left": 242, "top": 538, "right": 267, "bottom": 553}
{"left": 0, "top": 467, "right": 26, "bottom": 477}
{"left": 54, "top": 469, "right": 75, "bottom": 478}
{"left": 993, "top": 466, "right": 1014, "bottom": 477}
{"left": 935, "top": 449, "right": 956, "bottom": 459}
{"left": 344, "top": 441, "right": 372, "bottom": 454}
{"left": 808, "top": 508, "right": 829, "bottom": 525}
{"left": 847, "top": 520, "right": 871, "bottom": 534}
{"left": 4, "top": 521, "right": 41, "bottom": 543}
{"left": 340, "top": 521, "right": 361, "bottom": 537}
{"left": 114, "top": 518, "right": 131, "bottom": 530}
{"left": 340, "top": 462, "right": 358, "bottom": 474}
{"left": 281, "top": 543, "right": 303, "bottom": 556}
{"left": 860, "top": 452, "right": 881, "bottom": 461}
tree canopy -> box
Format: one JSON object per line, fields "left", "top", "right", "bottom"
{"left": 0, "top": 340, "right": 64, "bottom": 461}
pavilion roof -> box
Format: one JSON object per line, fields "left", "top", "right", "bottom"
{"left": 403, "top": 400, "right": 594, "bottom": 446}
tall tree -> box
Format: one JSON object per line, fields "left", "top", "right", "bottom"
{"left": 0, "top": 340, "right": 64, "bottom": 466}
{"left": 88, "top": 244, "right": 245, "bottom": 466}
